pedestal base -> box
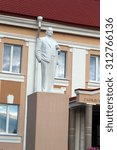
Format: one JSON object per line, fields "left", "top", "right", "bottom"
{"left": 26, "top": 92, "right": 69, "bottom": 150}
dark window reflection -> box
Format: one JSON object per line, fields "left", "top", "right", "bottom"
{"left": 0, "top": 105, "right": 7, "bottom": 132}
{"left": 3, "top": 45, "right": 11, "bottom": 71}
{"left": 12, "top": 46, "right": 22, "bottom": 73}
{"left": 90, "top": 56, "right": 96, "bottom": 81}
{"left": 8, "top": 105, "right": 18, "bottom": 134}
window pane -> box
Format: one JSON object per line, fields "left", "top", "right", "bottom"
{"left": 90, "top": 57, "right": 96, "bottom": 81}
{"left": 12, "top": 46, "right": 22, "bottom": 73}
{"left": 3, "top": 45, "right": 11, "bottom": 71}
{"left": 8, "top": 105, "right": 18, "bottom": 134}
{"left": 55, "top": 51, "right": 66, "bottom": 78}
{"left": 0, "top": 105, "right": 7, "bottom": 132}
{"left": 98, "top": 57, "right": 100, "bottom": 81}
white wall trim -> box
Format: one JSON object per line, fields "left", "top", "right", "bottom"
{"left": 54, "top": 78, "right": 69, "bottom": 86}
{"left": 0, "top": 14, "right": 100, "bottom": 38}
{"left": 0, "top": 32, "right": 100, "bottom": 51}
{"left": 87, "top": 81, "right": 100, "bottom": 88}
{"left": 53, "top": 87, "right": 66, "bottom": 94}
{"left": 0, "top": 135, "right": 21, "bottom": 143}
{"left": 58, "top": 40, "right": 100, "bottom": 50}
{"left": 0, "top": 32, "right": 35, "bottom": 42}
{"left": 0, "top": 73, "right": 24, "bottom": 82}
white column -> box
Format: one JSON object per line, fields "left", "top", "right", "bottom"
{"left": 72, "top": 48, "right": 88, "bottom": 96}
{"left": 85, "top": 105, "right": 92, "bottom": 149}
{"left": 27, "top": 41, "right": 35, "bottom": 95}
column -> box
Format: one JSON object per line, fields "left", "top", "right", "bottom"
{"left": 69, "top": 109, "right": 75, "bottom": 150}
{"left": 80, "top": 107, "right": 85, "bottom": 150}
{"left": 85, "top": 105, "right": 92, "bottom": 150}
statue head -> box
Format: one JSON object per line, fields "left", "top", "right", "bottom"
{"left": 46, "top": 27, "right": 53, "bottom": 37}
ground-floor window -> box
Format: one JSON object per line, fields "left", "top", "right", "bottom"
{"left": 0, "top": 104, "right": 19, "bottom": 135}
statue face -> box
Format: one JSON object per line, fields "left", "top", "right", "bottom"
{"left": 46, "top": 27, "right": 53, "bottom": 37}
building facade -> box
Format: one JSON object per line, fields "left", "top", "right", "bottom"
{"left": 0, "top": 1, "right": 100, "bottom": 149}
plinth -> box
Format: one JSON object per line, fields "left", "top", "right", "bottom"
{"left": 26, "top": 92, "right": 69, "bottom": 150}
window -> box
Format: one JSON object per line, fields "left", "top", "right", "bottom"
{"left": 55, "top": 51, "right": 67, "bottom": 78}
{"left": 3, "top": 44, "right": 22, "bottom": 73}
{"left": 90, "top": 55, "right": 100, "bottom": 82}
{"left": 0, "top": 104, "right": 19, "bottom": 134}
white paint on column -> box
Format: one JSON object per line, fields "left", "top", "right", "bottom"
{"left": 72, "top": 48, "right": 88, "bottom": 96}
{"left": 26, "top": 41, "right": 36, "bottom": 95}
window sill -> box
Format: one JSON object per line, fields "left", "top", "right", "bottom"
{"left": 0, "top": 72, "right": 24, "bottom": 82}
{"left": 54, "top": 78, "right": 69, "bottom": 86}
{"left": 53, "top": 78, "right": 69, "bottom": 93}
{"left": 0, "top": 135, "right": 21, "bottom": 143}
{"left": 87, "top": 81, "right": 100, "bottom": 88}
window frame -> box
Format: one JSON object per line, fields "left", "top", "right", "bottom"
{"left": 2, "top": 44, "right": 22, "bottom": 74}
{"left": 0, "top": 104, "right": 19, "bottom": 135}
{"left": 90, "top": 55, "right": 100, "bottom": 82}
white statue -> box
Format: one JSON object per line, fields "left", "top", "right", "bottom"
{"left": 35, "top": 26, "right": 60, "bottom": 92}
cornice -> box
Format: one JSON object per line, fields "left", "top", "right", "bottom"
{"left": 0, "top": 14, "right": 100, "bottom": 38}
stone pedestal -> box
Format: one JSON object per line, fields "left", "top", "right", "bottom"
{"left": 26, "top": 92, "right": 69, "bottom": 150}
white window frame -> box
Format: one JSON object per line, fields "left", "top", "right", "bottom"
{"left": 90, "top": 55, "right": 100, "bottom": 82}
{"left": 2, "top": 44, "right": 22, "bottom": 74}
{"left": 0, "top": 104, "right": 19, "bottom": 135}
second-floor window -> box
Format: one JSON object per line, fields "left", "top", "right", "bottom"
{"left": 55, "top": 51, "right": 67, "bottom": 79}
{"left": 90, "top": 55, "right": 100, "bottom": 82}
{"left": 3, "top": 44, "right": 22, "bottom": 74}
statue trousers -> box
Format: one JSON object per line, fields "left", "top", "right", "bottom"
{"left": 41, "top": 55, "right": 57, "bottom": 92}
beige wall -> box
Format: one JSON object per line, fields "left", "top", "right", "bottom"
{"left": 0, "top": 143, "right": 22, "bottom": 150}
{"left": 0, "top": 25, "right": 99, "bottom": 46}
{"left": 0, "top": 23, "right": 100, "bottom": 150}
{"left": 0, "top": 37, "right": 28, "bottom": 149}
{"left": 0, "top": 24, "right": 100, "bottom": 96}
{"left": 0, "top": 80, "right": 21, "bottom": 104}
